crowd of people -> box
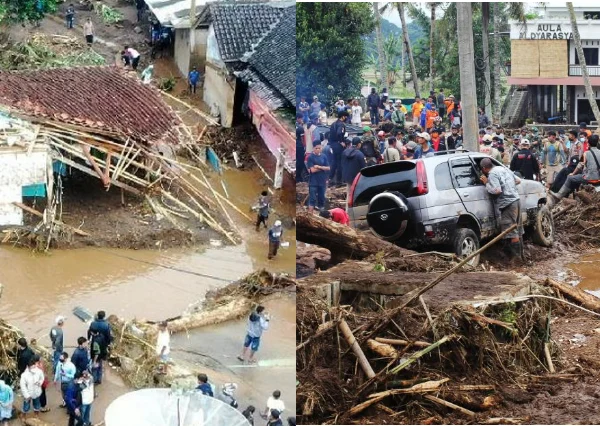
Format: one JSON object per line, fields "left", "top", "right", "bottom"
{"left": 296, "top": 86, "right": 600, "bottom": 261}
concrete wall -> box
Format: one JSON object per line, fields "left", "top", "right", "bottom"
{"left": 0, "top": 146, "right": 49, "bottom": 225}
{"left": 174, "top": 28, "right": 191, "bottom": 77}
{"left": 203, "top": 63, "right": 236, "bottom": 127}
{"left": 191, "top": 28, "right": 208, "bottom": 72}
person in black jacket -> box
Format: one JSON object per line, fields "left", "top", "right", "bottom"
{"left": 510, "top": 139, "right": 540, "bottom": 180}
{"left": 328, "top": 111, "right": 347, "bottom": 186}
{"left": 551, "top": 156, "right": 580, "bottom": 193}
{"left": 341, "top": 137, "right": 366, "bottom": 209}
{"left": 296, "top": 113, "right": 306, "bottom": 183}
{"left": 367, "top": 88, "right": 380, "bottom": 125}
{"left": 16, "top": 338, "right": 35, "bottom": 377}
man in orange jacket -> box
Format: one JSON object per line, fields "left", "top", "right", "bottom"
{"left": 411, "top": 97, "right": 423, "bottom": 126}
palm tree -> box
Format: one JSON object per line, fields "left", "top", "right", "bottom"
{"left": 481, "top": 3, "right": 491, "bottom": 117}
{"left": 397, "top": 2, "right": 420, "bottom": 97}
{"left": 428, "top": 3, "right": 439, "bottom": 92}
{"left": 568, "top": 2, "right": 600, "bottom": 126}
{"left": 492, "top": 2, "right": 501, "bottom": 123}
{"left": 373, "top": 2, "right": 388, "bottom": 88}
{"left": 457, "top": 2, "right": 478, "bottom": 152}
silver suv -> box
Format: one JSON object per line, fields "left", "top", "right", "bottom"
{"left": 347, "top": 151, "right": 554, "bottom": 266}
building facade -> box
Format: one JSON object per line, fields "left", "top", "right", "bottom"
{"left": 508, "top": 5, "right": 600, "bottom": 124}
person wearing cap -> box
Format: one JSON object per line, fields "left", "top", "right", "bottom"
{"left": 298, "top": 97, "right": 309, "bottom": 124}
{"left": 268, "top": 220, "right": 284, "bottom": 260}
{"left": 541, "top": 131, "right": 566, "bottom": 189}
{"left": 238, "top": 305, "right": 270, "bottom": 364}
{"left": 156, "top": 322, "right": 170, "bottom": 374}
{"left": 267, "top": 409, "right": 283, "bottom": 426}
{"left": 383, "top": 137, "right": 401, "bottom": 162}
{"left": 310, "top": 96, "right": 321, "bottom": 117}
{"left": 479, "top": 157, "right": 523, "bottom": 262}
{"left": 446, "top": 125, "right": 462, "bottom": 150}
{"left": 414, "top": 132, "right": 434, "bottom": 159}
{"left": 328, "top": 111, "right": 347, "bottom": 185}
{"left": 50, "top": 316, "right": 66, "bottom": 372}
{"left": 425, "top": 105, "right": 439, "bottom": 132}
{"left": 350, "top": 99, "right": 363, "bottom": 126}
{"left": 404, "top": 140, "right": 418, "bottom": 159}
{"left": 360, "top": 126, "right": 380, "bottom": 166}
{"left": 367, "top": 88, "right": 381, "bottom": 125}
{"left": 306, "top": 144, "right": 330, "bottom": 213}
{"left": 342, "top": 137, "right": 366, "bottom": 208}
{"left": 510, "top": 139, "right": 540, "bottom": 180}
{"left": 411, "top": 97, "right": 423, "bottom": 126}
{"left": 548, "top": 134, "right": 600, "bottom": 208}
{"left": 478, "top": 107, "right": 490, "bottom": 129}
{"left": 480, "top": 134, "right": 502, "bottom": 162}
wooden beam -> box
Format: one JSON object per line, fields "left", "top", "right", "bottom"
{"left": 57, "top": 157, "right": 141, "bottom": 195}
{"left": 12, "top": 202, "right": 90, "bottom": 237}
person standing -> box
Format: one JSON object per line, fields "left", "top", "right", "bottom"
{"left": 254, "top": 191, "right": 270, "bottom": 231}
{"left": 350, "top": 100, "right": 363, "bottom": 126}
{"left": 71, "top": 337, "right": 90, "bottom": 377}
{"left": 391, "top": 104, "right": 406, "bottom": 129}
{"left": 32, "top": 354, "right": 50, "bottom": 413}
{"left": 79, "top": 370, "right": 94, "bottom": 426}
{"left": 341, "top": 137, "right": 366, "bottom": 209}
{"left": 156, "top": 321, "right": 171, "bottom": 374}
{"left": 478, "top": 107, "right": 490, "bottom": 129}
{"left": 267, "top": 220, "right": 283, "bottom": 260}
{"left": 54, "top": 352, "right": 76, "bottom": 408}
{"left": 298, "top": 97, "right": 310, "bottom": 124}
{"left": 64, "top": 379, "right": 84, "bottom": 426}
{"left": 479, "top": 157, "right": 523, "bottom": 262}
{"left": 318, "top": 105, "right": 327, "bottom": 125}
{"left": 0, "top": 379, "right": 13, "bottom": 425}
{"left": 541, "top": 131, "right": 566, "bottom": 189}
{"left": 510, "top": 139, "right": 540, "bottom": 180}
{"left": 306, "top": 144, "right": 329, "bottom": 214}
{"left": 50, "top": 316, "right": 65, "bottom": 372}
{"left": 237, "top": 305, "right": 270, "bottom": 364}
{"left": 66, "top": 3, "right": 75, "bottom": 29}
{"left": 328, "top": 111, "right": 347, "bottom": 185}
{"left": 411, "top": 97, "right": 423, "bottom": 126}
{"left": 367, "top": 88, "right": 380, "bottom": 125}
{"left": 16, "top": 338, "right": 35, "bottom": 377}
{"left": 90, "top": 329, "right": 108, "bottom": 385}
{"left": 437, "top": 89, "right": 446, "bottom": 120}
{"left": 383, "top": 137, "right": 401, "bottom": 163}
{"left": 360, "top": 127, "right": 380, "bottom": 166}
{"left": 136, "top": 0, "right": 145, "bottom": 22}
{"left": 88, "top": 311, "right": 112, "bottom": 348}
{"left": 295, "top": 114, "right": 306, "bottom": 183}
{"left": 310, "top": 97, "right": 321, "bottom": 118}
{"left": 188, "top": 67, "right": 200, "bottom": 94}
{"left": 264, "top": 390, "right": 285, "bottom": 418}
{"left": 20, "top": 359, "right": 44, "bottom": 421}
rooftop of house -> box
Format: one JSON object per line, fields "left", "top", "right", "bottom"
{"left": 0, "top": 66, "right": 184, "bottom": 146}
{"left": 237, "top": 5, "right": 295, "bottom": 108}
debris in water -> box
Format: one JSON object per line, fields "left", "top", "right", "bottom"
{"left": 210, "top": 239, "right": 222, "bottom": 247}
{"left": 73, "top": 306, "right": 93, "bottom": 322}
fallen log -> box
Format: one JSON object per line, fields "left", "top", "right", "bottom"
{"left": 546, "top": 278, "right": 600, "bottom": 313}
{"left": 12, "top": 202, "right": 90, "bottom": 236}
{"left": 366, "top": 339, "right": 398, "bottom": 358}
{"left": 164, "top": 297, "right": 253, "bottom": 334}
{"left": 339, "top": 319, "right": 375, "bottom": 379}
{"left": 297, "top": 211, "right": 418, "bottom": 261}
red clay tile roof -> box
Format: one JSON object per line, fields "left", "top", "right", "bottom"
{"left": 0, "top": 66, "right": 183, "bottom": 145}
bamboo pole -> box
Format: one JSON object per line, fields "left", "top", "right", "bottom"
{"left": 544, "top": 342, "right": 555, "bottom": 373}
{"left": 339, "top": 319, "right": 375, "bottom": 379}
{"left": 197, "top": 167, "right": 241, "bottom": 237}
{"left": 374, "top": 337, "right": 432, "bottom": 348}
{"left": 12, "top": 202, "right": 90, "bottom": 237}
{"left": 160, "top": 90, "right": 220, "bottom": 126}
{"left": 424, "top": 395, "right": 475, "bottom": 417}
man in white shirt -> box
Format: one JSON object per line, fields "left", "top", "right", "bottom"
{"left": 20, "top": 359, "right": 44, "bottom": 421}
{"left": 122, "top": 45, "right": 141, "bottom": 70}
{"left": 351, "top": 99, "right": 363, "bottom": 126}
{"left": 156, "top": 321, "right": 170, "bottom": 374}
{"left": 264, "top": 390, "right": 285, "bottom": 418}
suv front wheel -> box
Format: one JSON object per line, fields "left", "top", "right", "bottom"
{"left": 532, "top": 205, "right": 554, "bottom": 246}
{"left": 453, "top": 228, "right": 480, "bottom": 267}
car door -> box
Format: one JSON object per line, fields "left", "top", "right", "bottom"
{"left": 449, "top": 157, "right": 497, "bottom": 238}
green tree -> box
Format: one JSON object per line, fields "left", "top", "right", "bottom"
{"left": 296, "top": 2, "right": 375, "bottom": 103}
{"left": 0, "top": 0, "right": 58, "bottom": 24}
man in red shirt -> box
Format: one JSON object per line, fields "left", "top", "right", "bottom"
{"left": 320, "top": 208, "right": 350, "bottom": 225}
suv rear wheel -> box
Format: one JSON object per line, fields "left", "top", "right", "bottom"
{"left": 367, "top": 192, "right": 411, "bottom": 241}
{"left": 453, "top": 228, "right": 480, "bottom": 267}
{"left": 532, "top": 205, "right": 554, "bottom": 246}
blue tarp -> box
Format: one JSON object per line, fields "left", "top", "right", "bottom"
{"left": 206, "top": 147, "right": 221, "bottom": 174}
{"left": 22, "top": 184, "right": 46, "bottom": 197}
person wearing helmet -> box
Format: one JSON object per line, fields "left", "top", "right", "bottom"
{"left": 510, "top": 139, "right": 540, "bottom": 180}
{"left": 268, "top": 220, "right": 283, "bottom": 260}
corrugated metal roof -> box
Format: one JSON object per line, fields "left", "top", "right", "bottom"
{"left": 145, "top": 0, "right": 206, "bottom": 27}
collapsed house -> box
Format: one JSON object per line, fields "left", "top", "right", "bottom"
{"left": 196, "top": 1, "right": 296, "bottom": 179}
{"left": 0, "top": 66, "right": 241, "bottom": 243}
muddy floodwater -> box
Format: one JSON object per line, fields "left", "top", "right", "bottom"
{"left": 570, "top": 251, "right": 600, "bottom": 297}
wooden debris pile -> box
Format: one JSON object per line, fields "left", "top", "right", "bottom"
{"left": 553, "top": 187, "right": 600, "bottom": 250}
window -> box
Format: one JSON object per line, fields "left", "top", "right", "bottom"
{"left": 434, "top": 162, "right": 453, "bottom": 191}
{"left": 450, "top": 159, "right": 479, "bottom": 189}
{"left": 574, "top": 47, "right": 599, "bottom": 66}
{"left": 584, "top": 11, "right": 600, "bottom": 20}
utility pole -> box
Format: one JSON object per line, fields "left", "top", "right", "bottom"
{"left": 189, "top": 0, "right": 197, "bottom": 59}
{"left": 457, "top": 2, "right": 479, "bottom": 152}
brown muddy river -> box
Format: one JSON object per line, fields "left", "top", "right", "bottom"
{"left": 569, "top": 251, "right": 600, "bottom": 297}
